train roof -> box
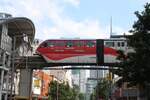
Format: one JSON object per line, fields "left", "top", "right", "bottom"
{"left": 42, "top": 38, "right": 126, "bottom": 42}
{"left": 43, "top": 39, "right": 97, "bottom": 41}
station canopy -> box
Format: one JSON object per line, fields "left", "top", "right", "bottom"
{"left": 0, "top": 17, "right": 35, "bottom": 47}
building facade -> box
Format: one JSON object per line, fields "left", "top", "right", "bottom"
{"left": 0, "top": 13, "right": 35, "bottom": 100}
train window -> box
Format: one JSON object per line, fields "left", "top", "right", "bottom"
{"left": 74, "top": 41, "right": 84, "bottom": 47}
{"left": 42, "top": 42, "right": 48, "bottom": 47}
{"left": 105, "top": 42, "right": 114, "bottom": 47}
{"left": 47, "top": 42, "right": 54, "bottom": 47}
{"left": 121, "top": 42, "right": 124, "bottom": 47}
{"left": 56, "top": 41, "right": 65, "bottom": 46}
{"left": 117, "top": 42, "right": 121, "bottom": 47}
{"left": 86, "top": 41, "right": 95, "bottom": 47}
{"left": 66, "top": 41, "right": 73, "bottom": 47}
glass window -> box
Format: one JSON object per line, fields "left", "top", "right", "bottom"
{"left": 105, "top": 42, "right": 114, "bottom": 47}
{"left": 117, "top": 42, "right": 120, "bottom": 47}
{"left": 41, "top": 42, "right": 48, "bottom": 47}
{"left": 55, "top": 41, "right": 65, "bottom": 46}
{"left": 86, "top": 41, "right": 95, "bottom": 47}
{"left": 47, "top": 42, "right": 54, "bottom": 47}
{"left": 66, "top": 41, "right": 73, "bottom": 47}
{"left": 75, "top": 41, "right": 84, "bottom": 47}
{"left": 121, "top": 42, "right": 124, "bottom": 47}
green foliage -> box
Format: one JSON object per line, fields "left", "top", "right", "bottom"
{"left": 90, "top": 79, "right": 111, "bottom": 100}
{"left": 114, "top": 2, "right": 150, "bottom": 89}
{"left": 90, "top": 93, "right": 95, "bottom": 100}
{"left": 78, "top": 93, "right": 84, "bottom": 100}
{"left": 48, "top": 81, "right": 77, "bottom": 100}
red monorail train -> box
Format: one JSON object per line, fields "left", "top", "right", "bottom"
{"left": 36, "top": 39, "right": 128, "bottom": 65}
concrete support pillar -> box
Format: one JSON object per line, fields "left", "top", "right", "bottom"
{"left": 0, "top": 52, "right": 6, "bottom": 100}
{"left": 19, "top": 69, "right": 33, "bottom": 99}
{"left": 0, "top": 70, "right": 4, "bottom": 100}
{"left": 4, "top": 71, "right": 9, "bottom": 100}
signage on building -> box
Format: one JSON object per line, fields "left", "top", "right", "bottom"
{"left": 32, "top": 77, "right": 41, "bottom": 95}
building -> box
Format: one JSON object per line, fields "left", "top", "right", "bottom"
{"left": 85, "top": 66, "right": 109, "bottom": 100}
{"left": 79, "top": 69, "right": 87, "bottom": 93}
{"left": 0, "top": 13, "right": 35, "bottom": 100}
{"left": 32, "top": 70, "right": 54, "bottom": 99}
{"left": 71, "top": 66, "right": 88, "bottom": 93}
{"left": 71, "top": 69, "right": 80, "bottom": 86}
{"left": 90, "top": 66, "right": 108, "bottom": 79}
{"left": 49, "top": 69, "right": 72, "bottom": 86}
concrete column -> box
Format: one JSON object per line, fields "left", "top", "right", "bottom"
{"left": 4, "top": 71, "right": 9, "bottom": 100}
{"left": 19, "top": 69, "right": 33, "bottom": 99}
{"left": 0, "top": 52, "right": 6, "bottom": 100}
{"left": 0, "top": 70, "right": 4, "bottom": 100}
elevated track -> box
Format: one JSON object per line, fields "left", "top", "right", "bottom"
{"left": 15, "top": 55, "right": 120, "bottom": 70}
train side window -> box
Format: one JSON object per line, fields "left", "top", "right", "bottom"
{"left": 60, "top": 42, "right": 65, "bottom": 46}
{"left": 56, "top": 41, "right": 65, "bottom": 46}
{"left": 86, "top": 41, "right": 95, "bottom": 47}
{"left": 42, "top": 42, "right": 48, "bottom": 47}
{"left": 47, "top": 42, "right": 54, "bottom": 47}
{"left": 117, "top": 42, "right": 120, "bottom": 47}
{"left": 105, "top": 42, "right": 114, "bottom": 47}
{"left": 75, "top": 41, "right": 84, "bottom": 47}
{"left": 66, "top": 41, "right": 73, "bottom": 47}
{"left": 121, "top": 42, "right": 124, "bottom": 47}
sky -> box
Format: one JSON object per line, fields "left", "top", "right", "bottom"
{"left": 0, "top": 0, "right": 149, "bottom": 40}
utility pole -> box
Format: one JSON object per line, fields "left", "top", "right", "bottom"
{"left": 110, "top": 16, "right": 113, "bottom": 38}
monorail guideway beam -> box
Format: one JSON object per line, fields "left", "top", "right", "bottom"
{"left": 15, "top": 55, "right": 121, "bottom": 69}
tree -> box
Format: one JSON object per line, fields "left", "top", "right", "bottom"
{"left": 48, "top": 81, "right": 77, "bottom": 100}
{"left": 78, "top": 93, "right": 84, "bottom": 100}
{"left": 114, "top": 3, "right": 150, "bottom": 99}
{"left": 90, "top": 79, "right": 111, "bottom": 100}
{"left": 48, "top": 81, "right": 57, "bottom": 100}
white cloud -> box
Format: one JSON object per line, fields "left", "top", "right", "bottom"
{"left": 131, "top": 0, "right": 150, "bottom": 4}
{"left": 112, "top": 26, "right": 128, "bottom": 35}
{"left": 64, "top": 0, "right": 80, "bottom": 7}
{"left": 43, "top": 19, "right": 109, "bottom": 39}
{"left": 0, "top": 0, "right": 126, "bottom": 40}
{"left": 141, "top": 0, "right": 150, "bottom": 2}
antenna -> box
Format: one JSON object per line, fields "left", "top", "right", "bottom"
{"left": 110, "top": 16, "right": 112, "bottom": 38}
